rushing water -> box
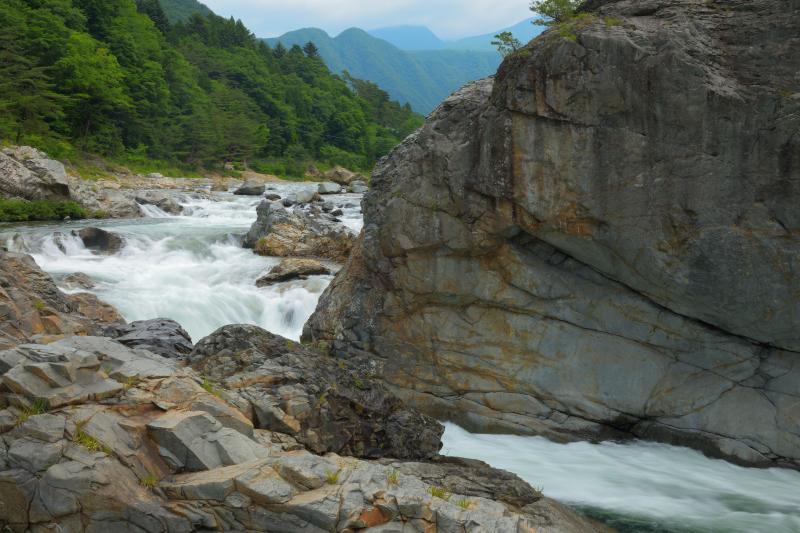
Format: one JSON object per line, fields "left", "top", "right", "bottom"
{"left": 2, "top": 183, "right": 363, "bottom": 341}
{"left": 4, "top": 184, "right": 800, "bottom": 533}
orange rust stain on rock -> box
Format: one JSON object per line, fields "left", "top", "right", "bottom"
{"left": 358, "top": 507, "right": 391, "bottom": 528}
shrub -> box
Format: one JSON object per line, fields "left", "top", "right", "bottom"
{"left": 0, "top": 199, "right": 87, "bottom": 222}
{"left": 531, "top": 0, "right": 585, "bottom": 25}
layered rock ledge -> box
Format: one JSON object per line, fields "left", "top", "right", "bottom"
{"left": 305, "top": 0, "right": 800, "bottom": 468}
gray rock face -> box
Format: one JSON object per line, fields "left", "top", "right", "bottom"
{"left": 243, "top": 200, "right": 356, "bottom": 262}
{"left": 134, "top": 190, "right": 183, "bottom": 215}
{"left": 0, "top": 146, "right": 71, "bottom": 200}
{"left": 324, "top": 165, "right": 364, "bottom": 185}
{"left": 190, "top": 324, "right": 444, "bottom": 460}
{"left": 318, "top": 182, "right": 342, "bottom": 194}
{"left": 305, "top": 0, "right": 800, "bottom": 468}
{"left": 348, "top": 180, "right": 368, "bottom": 194}
{"left": 106, "top": 318, "right": 194, "bottom": 359}
{"left": 233, "top": 180, "right": 266, "bottom": 196}
{"left": 256, "top": 258, "right": 332, "bottom": 287}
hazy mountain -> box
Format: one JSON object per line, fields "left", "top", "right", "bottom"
{"left": 159, "top": 0, "right": 212, "bottom": 23}
{"left": 369, "top": 25, "right": 445, "bottom": 51}
{"left": 446, "top": 18, "right": 545, "bottom": 51}
{"left": 266, "top": 28, "right": 500, "bottom": 114}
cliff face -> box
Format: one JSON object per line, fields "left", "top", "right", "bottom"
{"left": 305, "top": 0, "right": 800, "bottom": 467}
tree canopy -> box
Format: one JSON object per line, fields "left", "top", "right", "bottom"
{"left": 0, "top": 0, "right": 422, "bottom": 171}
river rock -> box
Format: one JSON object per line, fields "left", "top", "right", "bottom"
{"left": 264, "top": 192, "right": 281, "bottom": 201}
{"left": 73, "top": 227, "right": 124, "bottom": 254}
{"left": 324, "top": 165, "right": 364, "bottom": 185}
{"left": 62, "top": 272, "right": 95, "bottom": 290}
{"left": 256, "top": 258, "right": 332, "bottom": 287}
{"left": 318, "top": 182, "right": 341, "bottom": 194}
{"left": 243, "top": 200, "right": 355, "bottom": 262}
{"left": 348, "top": 180, "right": 368, "bottom": 193}
{"left": 0, "top": 251, "right": 123, "bottom": 349}
{"left": 190, "top": 324, "right": 443, "bottom": 460}
{"left": 134, "top": 190, "right": 183, "bottom": 215}
{"left": 0, "top": 333, "right": 600, "bottom": 532}
{"left": 106, "top": 318, "right": 194, "bottom": 359}
{"left": 233, "top": 180, "right": 265, "bottom": 196}
{"left": 304, "top": 0, "right": 800, "bottom": 469}
{"left": 282, "top": 189, "right": 316, "bottom": 206}
{"left": 0, "top": 146, "right": 71, "bottom": 200}
{"left": 67, "top": 180, "right": 142, "bottom": 218}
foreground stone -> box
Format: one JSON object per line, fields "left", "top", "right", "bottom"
{"left": 304, "top": 0, "right": 800, "bottom": 468}
{"left": 256, "top": 258, "right": 332, "bottom": 286}
{"left": 190, "top": 324, "right": 443, "bottom": 460}
{"left": 106, "top": 318, "right": 194, "bottom": 359}
{"left": 0, "top": 251, "right": 123, "bottom": 350}
{"left": 244, "top": 201, "right": 355, "bottom": 262}
{"left": 0, "top": 335, "right": 602, "bottom": 532}
{"left": 0, "top": 146, "right": 70, "bottom": 200}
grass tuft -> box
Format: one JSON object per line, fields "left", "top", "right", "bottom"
{"left": 427, "top": 486, "right": 451, "bottom": 501}
{"left": 325, "top": 470, "right": 340, "bottom": 484}
{"left": 200, "top": 376, "right": 221, "bottom": 397}
{"left": 140, "top": 472, "right": 159, "bottom": 490}
{"left": 456, "top": 498, "right": 472, "bottom": 510}
{"left": 74, "top": 422, "right": 112, "bottom": 454}
{"left": 15, "top": 398, "right": 47, "bottom": 425}
{"left": 387, "top": 469, "right": 400, "bottom": 486}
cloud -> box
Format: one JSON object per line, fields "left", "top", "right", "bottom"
{"left": 202, "top": 0, "right": 533, "bottom": 39}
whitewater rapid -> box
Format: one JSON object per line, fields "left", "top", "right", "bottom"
{"left": 3, "top": 184, "right": 800, "bottom": 533}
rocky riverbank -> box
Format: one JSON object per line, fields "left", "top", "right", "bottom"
{"left": 304, "top": 0, "right": 800, "bottom": 469}
{"left": 0, "top": 241, "right": 603, "bottom": 530}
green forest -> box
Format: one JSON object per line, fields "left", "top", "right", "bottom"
{"left": 0, "top": 0, "right": 423, "bottom": 174}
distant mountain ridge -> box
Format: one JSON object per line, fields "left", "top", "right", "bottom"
{"left": 266, "top": 28, "right": 501, "bottom": 113}
{"left": 368, "top": 18, "right": 545, "bottom": 52}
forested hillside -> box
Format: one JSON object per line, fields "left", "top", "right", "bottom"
{"left": 0, "top": 0, "right": 422, "bottom": 172}
{"left": 159, "top": 0, "right": 212, "bottom": 23}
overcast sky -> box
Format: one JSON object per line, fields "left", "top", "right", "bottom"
{"left": 202, "top": 0, "right": 533, "bottom": 40}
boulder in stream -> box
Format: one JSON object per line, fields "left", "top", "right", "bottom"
{"left": 256, "top": 258, "right": 332, "bottom": 287}
{"left": 73, "top": 227, "right": 124, "bottom": 254}
{"left": 233, "top": 180, "right": 265, "bottom": 196}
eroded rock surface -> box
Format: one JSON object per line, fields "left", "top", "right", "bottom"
{"left": 305, "top": 0, "right": 800, "bottom": 468}
{"left": 0, "top": 251, "right": 123, "bottom": 350}
{"left": 255, "top": 258, "right": 332, "bottom": 286}
{"left": 0, "top": 146, "right": 71, "bottom": 200}
{"left": 0, "top": 334, "right": 601, "bottom": 532}
{"left": 106, "top": 319, "right": 194, "bottom": 359}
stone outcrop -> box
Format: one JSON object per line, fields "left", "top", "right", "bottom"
{"left": 255, "top": 258, "right": 333, "bottom": 286}
{"left": 0, "top": 146, "right": 71, "bottom": 200}
{"left": 190, "top": 324, "right": 443, "bottom": 460}
{"left": 318, "top": 181, "right": 342, "bottom": 194}
{"left": 324, "top": 165, "right": 364, "bottom": 185}
{"left": 0, "top": 251, "right": 124, "bottom": 350}
{"left": 134, "top": 191, "right": 184, "bottom": 215}
{"left": 233, "top": 180, "right": 266, "bottom": 196}
{"left": 244, "top": 200, "right": 355, "bottom": 262}
{"left": 106, "top": 319, "right": 194, "bottom": 359}
{"left": 0, "top": 334, "right": 601, "bottom": 532}
{"left": 305, "top": 0, "right": 800, "bottom": 468}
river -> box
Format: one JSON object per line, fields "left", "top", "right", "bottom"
{"left": 3, "top": 184, "right": 799, "bottom": 533}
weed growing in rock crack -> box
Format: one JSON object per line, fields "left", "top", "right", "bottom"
{"left": 337, "top": 360, "right": 346, "bottom": 369}
{"left": 427, "top": 486, "right": 451, "bottom": 501}
{"left": 74, "top": 422, "right": 112, "bottom": 454}
{"left": 201, "top": 376, "right": 221, "bottom": 397}
{"left": 353, "top": 377, "right": 367, "bottom": 390}
{"left": 33, "top": 300, "right": 46, "bottom": 311}
{"left": 325, "top": 470, "right": 340, "bottom": 484}
{"left": 604, "top": 16, "right": 622, "bottom": 27}
{"left": 140, "top": 472, "right": 159, "bottom": 490}
{"left": 119, "top": 375, "right": 139, "bottom": 391}
{"left": 456, "top": 498, "right": 472, "bottom": 510}
{"left": 387, "top": 469, "right": 400, "bottom": 486}
{"left": 315, "top": 340, "right": 329, "bottom": 354}
{"left": 285, "top": 340, "right": 296, "bottom": 350}
{"left": 16, "top": 398, "right": 48, "bottom": 425}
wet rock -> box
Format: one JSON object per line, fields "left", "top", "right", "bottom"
{"left": 73, "top": 227, "right": 124, "bottom": 254}
{"left": 190, "top": 324, "right": 443, "bottom": 460}
{"left": 348, "top": 180, "right": 368, "bottom": 193}
{"left": 0, "top": 146, "right": 71, "bottom": 200}
{"left": 256, "top": 258, "right": 332, "bottom": 287}
{"left": 233, "top": 180, "right": 266, "bottom": 196}
{"left": 62, "top": 272, "right": 95, "bottom": 290}
{"left": 106, "top": 318, "right": 194, "bottom": 359}
{"left": 304, "top": 0, "right": 800, "bottom": 468}
{"left": 264, "top": 193, "right": 282, "bottom": 201}
{"left": 135, "top": 190, "right": 183, "bottom": 215}
{"left": 282, "top": 189, "right": 316, "bottom": 206}
{"left": 318, "top": 182, "right": 341, "bottom": 194}
{"left": 244, "top": 201, "right": 355, "bottom": 262}
{"left": 66, "top": 292, "right": 126, "bottom": 327}
{"left": 67, "top": 181, "right": 142, "bottom": 218}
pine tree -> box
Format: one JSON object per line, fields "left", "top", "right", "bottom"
{"left": 303, "top": 41, "right": 320, "bottom": 58}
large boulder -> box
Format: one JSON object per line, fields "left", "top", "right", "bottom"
{"left": 106, "top": 318, "right": 194, "bottom": 359}
{"left": 67, "top": 180, "right": 142, "bottom": 218}
{"left": 317, "top": 182, "right": 342, "bottom": 194}
{"left": 0, "top": 146, "right": 71, "bottom": 200}
{"left": 190, "top": 324, "right": 443, "bottom": 460}
{"left": 243, "top": 201, "right": 355, "bottom": 262}
{"left": 73, "top": 227, "right": 124, "bottom": 254}
{"left": 0, "top": 334, "right": 601, "bottom": 532}
{"left": 233, "top": 179, "right": 265, "bottom": 196}
{"left": 134, "top": 190, "right": 183, "bottom": 215}
{"left": 304, "top": 1, "right": 800, "bottom": 468}
{"left": 0, "top": 251, "right": 123, "bottom": 350}
{"left": 323, "top": 165, "right": 364, "bottom": 185}
{"left": 256, "top": 258, "right": 332, "bottom": 287}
